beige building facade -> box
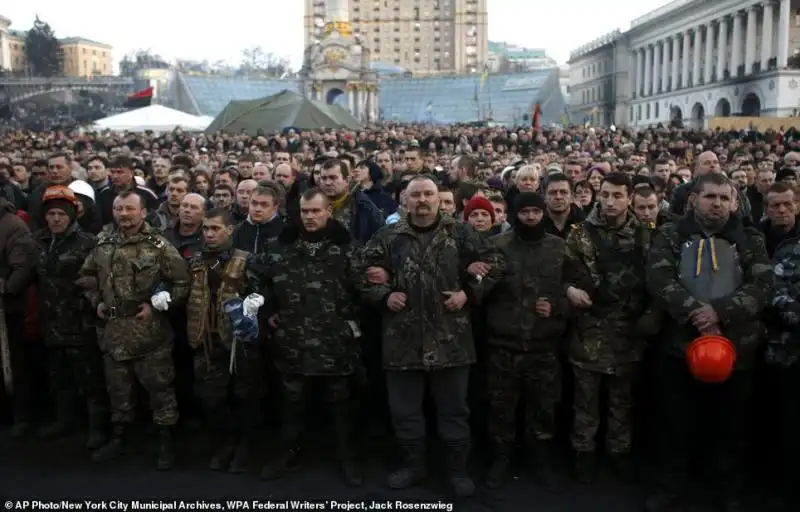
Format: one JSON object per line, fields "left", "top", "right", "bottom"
{"left": 304, "top": 0, "right": 488, "bottom": 75}
{"left": 0, "top": 15, "right": 113, "bottom": 77}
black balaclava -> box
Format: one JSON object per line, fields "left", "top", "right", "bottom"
{"left": 513, "top": 192, "right": 547, "bottom": 241}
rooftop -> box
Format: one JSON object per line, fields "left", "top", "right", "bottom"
{"left": 6, "top": 30, "right": 111, "bottom": 48}
{"left": 630, "top": 0, "right": 699, "bottom": 28}
{"left": 489, "top": 41, "right": 548, "bottom": 60}
{"left": 568, "top": 30, "right": 623, "bottom": 62}
{"left": 59, "top": 37, "right": 112, "bottom": 49}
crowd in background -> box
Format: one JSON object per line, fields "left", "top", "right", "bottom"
{"left": 1, "top": 122, "right": 799, "bottom": 512}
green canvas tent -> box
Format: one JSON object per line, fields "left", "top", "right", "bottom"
{"left": 205, "top": 90, "right": 362, "bottom": 134}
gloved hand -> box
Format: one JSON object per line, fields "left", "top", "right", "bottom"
{"left": 242, "top": 293, "right": 265, "bottom": 317}
{"left": 151, "top": 291, "right": 172, "bottom": 312}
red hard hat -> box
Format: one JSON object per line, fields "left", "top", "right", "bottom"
{"left": 686, "top": 335, "right": 737, "bottom": 383}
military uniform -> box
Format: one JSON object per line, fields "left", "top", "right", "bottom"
{"left": 768, "top": 235, "right": 800, "bottom": 505}
{"left": 258, "top": 220, "right": 362, "bottom": 485}
{"left": 564, "top": 207, "right": 654, "bottom": 479}
{"left": 34, "top": 222, "right": 108, "bottom": 448}
{"left": 483, "top": 228, "right": 575, "bottom": 488}
{"left": 359, "top": 214, "right": 502, "bottom": 496}
{"left": 78, "top": 222, "right": 189, "bottom": 468}
{"left": 645, "top": 213, "right": 771, "bottom": 508}
{"left": 186, "top": 243, "right": 264, "bottom": 473}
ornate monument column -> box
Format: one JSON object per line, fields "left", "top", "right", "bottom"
{"left": 301, "top": 0, "right": 379, "bottom": 123}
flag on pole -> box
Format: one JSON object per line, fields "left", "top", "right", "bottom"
{"left": 124, "top": 86, "right": 153, "bottom": 109}
{"left": 532, "top": 103, "right": 542, "bottom": 131}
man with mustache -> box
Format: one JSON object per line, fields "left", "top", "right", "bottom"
{"left": 359, "top": 175, "right": 503, "bottom": 498}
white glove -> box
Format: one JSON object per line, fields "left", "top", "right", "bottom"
{"left": 242, "top": 293, "right": 265, "bottom": 317}
{"left": 151, "top": 291, "right": 171, "bottom": 312}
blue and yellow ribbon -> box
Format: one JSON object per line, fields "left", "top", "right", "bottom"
{"left": 695, "top": 237, "right": 719, "bottom": 277}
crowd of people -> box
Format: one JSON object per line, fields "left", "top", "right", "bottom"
{"left": 0, "top": 123, "right": 798, "bottom": 512}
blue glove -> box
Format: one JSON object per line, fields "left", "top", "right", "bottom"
{"left": 223, "top": 297, "right": 260, "bottom": 344}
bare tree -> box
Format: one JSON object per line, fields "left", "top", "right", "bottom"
{"left": 238, "top": 46, "right": 292, "bottom": 77}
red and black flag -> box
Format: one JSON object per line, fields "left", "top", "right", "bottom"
{"left": 123, "top": 86, "right": 153, "bottom": 108}
{"left": 532, "top": 102, "right": 542, "bottom": 131}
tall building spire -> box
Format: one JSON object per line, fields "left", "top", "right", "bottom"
{"left": 326, "top": 0, "right": 349, "bottom": 23}
{"left": 323, "top": 0, "right": 352, "bottom": 38}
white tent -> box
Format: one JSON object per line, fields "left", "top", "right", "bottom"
{"left": 92, "top": 105, "right": 211, "bottom": 132}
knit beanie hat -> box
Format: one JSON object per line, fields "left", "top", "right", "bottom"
{"left": 776, "top": 167, "right": 797, "bottom": 182}
{"left": 42, "top": 186, "right": 79, "bottom": 222}
{"left": 513, "top": 191, "right": 546, "bottom": 213}
{"left": 463, "top": 195, "right": 496, "bottom": 224}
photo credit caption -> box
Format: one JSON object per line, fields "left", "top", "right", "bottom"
{"left": 3, "top": 500, "right": 457, "bottom": 512}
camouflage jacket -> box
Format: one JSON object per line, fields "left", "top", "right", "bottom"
{"left": 187, "top": 246, "right": 257, "bottom": 350}
{"left": 260, "top": 220, "right": 361, "bottom": 376}
{"left": 359, "top": 214, "right": 504, "bottom": 371}
{"left": 565, "top": 207, "right": 654, "bottom": 373}
{"left": 484, "top": 231, "right": 574, "bottom": 355}
{"left": 646, "top": 214, "right": 772, "bottom": 367}
{"left": 766, "top": 236, "right": 800, "bottom": 366}
{"left": 34, "top": 223, "right": 97, "bottom": 347}
{"left": 78, "top": 222, "right": 190, "bottom": 361}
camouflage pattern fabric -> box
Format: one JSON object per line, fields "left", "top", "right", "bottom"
{"left": 193, "top": 338, "right": 263, "bottom": 428}
{"left": 34, "top": 223, "right": 98, "bottom": 347}
{"left": 260, "top": 221, "right": 361, "bottom": 376}
{"left": 280, "top": 372, "right": 351, "bottom": 403}
{"left": 564, "top": 208, "right": 651, "bottom": 373}
{"left": 769, "top": 238, "right": 800, "bottom": 366}
{"left": 47, "top": 345, "right": 108, "bottom": 419}
{"left": 484, "top": 231, "right": 574, "bottom": 354}
{"left": 78, "top": 223, "right": 190, "bottom": 361}
{"left": 332, "top": 194, "right": 355, "bottom": 234}
{"left": 103, "top": 347, "right": 178, "bottom": 426}
{"left": 486, "top": 347, "right": 561, "bottom": 452}
{"left": 186, "top": 247, "right": 253, "bottom": 350}
{"left": 358, "top": 215, "right": 504, "bottom": 371}
{"left": 570, "top": 365, "right": 636, "bottom": 454}
{"left": 646, "top": 214, "right": 772, "bottom": 367}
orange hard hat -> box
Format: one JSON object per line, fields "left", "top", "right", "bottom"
{"left": 42, "top": 185, "right": 79, "bottom": 207}
{"left": 686, "top": 335, "right": 737, "bottom": 383}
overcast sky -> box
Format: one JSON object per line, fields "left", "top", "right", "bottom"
{"left": 3, "top": 0, "right": 668, "bottom": 68}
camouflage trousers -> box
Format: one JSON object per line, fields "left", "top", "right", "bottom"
{"left": 193, "top": 339, "right": 263, "bottom": 431}
{"left": 47, "top": 344, "right": 109, "bottom": 420}
{"left": 103, "top": 348, "right": 178, "bottom": 427}
{"left": 278, "top": 373, "right": 352, "bottom": 445}
{"left": 486, "top": 346, "right": 561, "bottom": 451}
{"left": 570, "top": 364, "right": 636, "bottom": 454}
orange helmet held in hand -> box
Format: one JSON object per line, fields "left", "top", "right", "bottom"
{"left": 686, "top": 335, "right": 737, "bottom": 383}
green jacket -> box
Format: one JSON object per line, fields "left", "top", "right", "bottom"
{"left": 646, "top": 214, "right": 772, "bottom": 367}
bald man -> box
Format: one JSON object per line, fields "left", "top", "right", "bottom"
{"left": 669, "top": 151, "right": 752, "bottom": 220}
{"left": 234, "top": 179, "right": 258, "bottom": 223}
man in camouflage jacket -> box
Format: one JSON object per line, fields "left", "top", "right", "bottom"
{"left": 359, "top": 176, "right": 503, "bottom": 498}
{"left": 34, "top": 186, "right": 109, "bottom": 450}
{"left": 564, "top": 173, "right": 655, "bottom": 483}
{"left": 767, "top": 227, "right": 800, "bottom": 507}
{"left": 645, "top": 173, "right": 772, "bottom": 512}
{"left": 483, "top": 192, "right": 577, "bottom": 491}
{"left": 258, "top": 189, "right": 363, "bottom": 486}
{"left": 78, "top": 192, "right": 189, "bottom": 470}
